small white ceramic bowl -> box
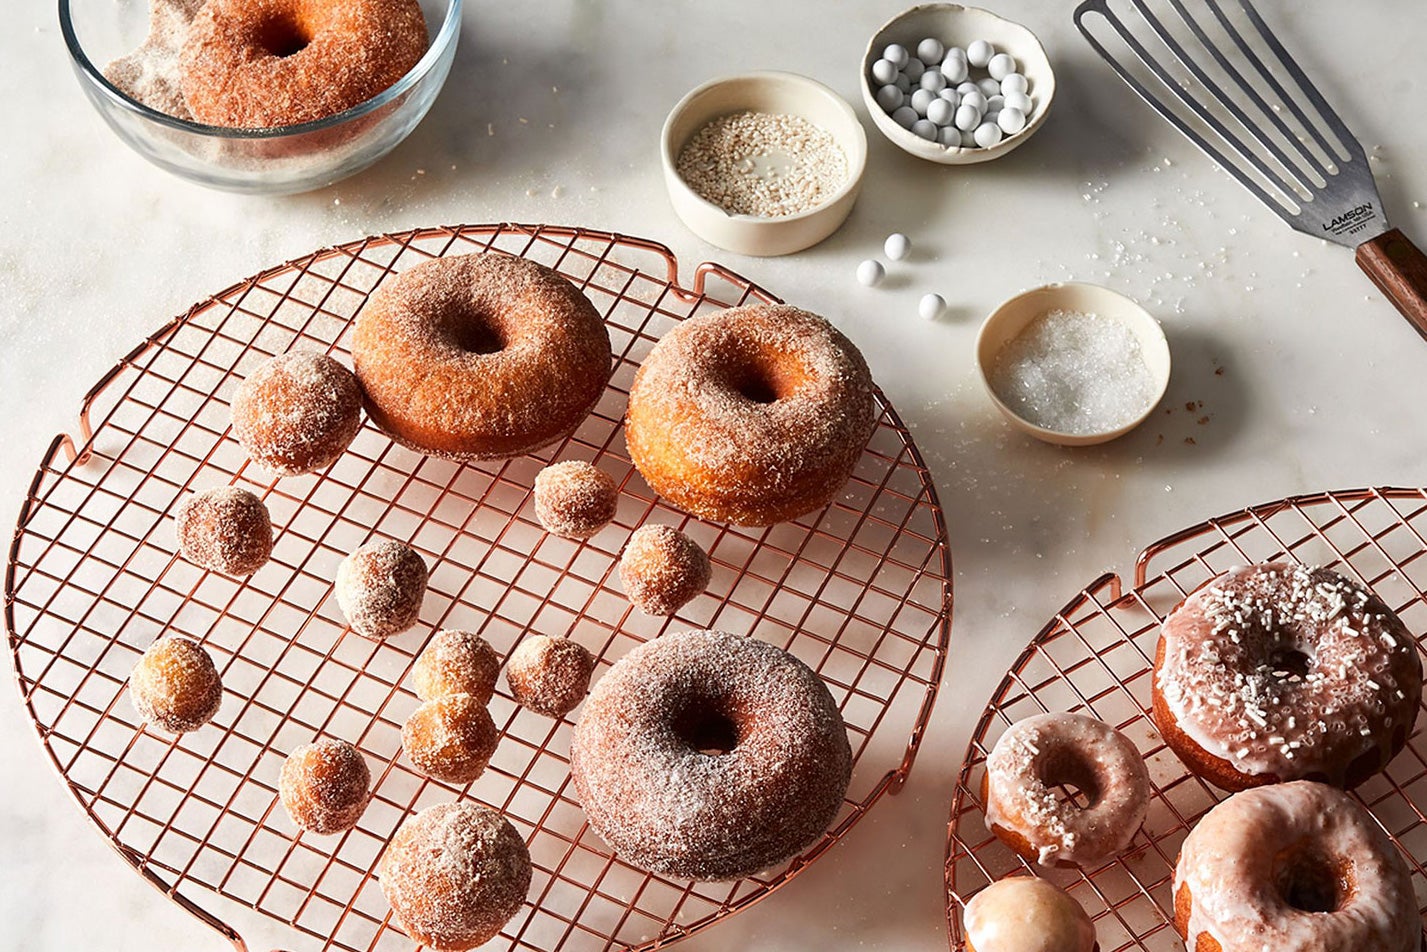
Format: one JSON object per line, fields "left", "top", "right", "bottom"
{"left": 975, "top": 283, "right": 1171, "bottom": 446}
{"left": 861, "top": 3, "right": 1055, "bottom": 165}
{"left": 660, "top": 71, "right": 868, "bottom": 257}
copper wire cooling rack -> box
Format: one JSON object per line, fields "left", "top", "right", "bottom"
{"left": 4, "top": 223, "right": 951, "bottom": 952}
{"left": 944, "top": 487, "right": 1427, "bottom": 951}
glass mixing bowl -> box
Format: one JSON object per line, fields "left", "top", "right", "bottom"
{"left": 59, "top": 0, "right": 461, "bottom": 194}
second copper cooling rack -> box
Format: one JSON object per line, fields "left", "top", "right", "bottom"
{"left": 5, "top": 223, "right": 952, "bottom": 952}
{"left": 944, "top": 486, "right": 1427, "bottom": 951}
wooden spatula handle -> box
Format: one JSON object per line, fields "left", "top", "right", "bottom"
{"left": 1357, "top": 228, "right": 1427, "bottom": 342}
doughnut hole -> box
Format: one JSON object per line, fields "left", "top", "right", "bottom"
{"left": 1036, "top": 747, "right": 1103, "bottom": 811}
{"left": 253, "top": 11, "right": 312, "bottom": 58}
{"left": 1276, "top": 849, "right": 1352, "bottom": 914}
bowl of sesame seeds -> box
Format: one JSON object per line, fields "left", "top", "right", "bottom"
{"left": 660, "top": 71, "right": 868, "bottom": 257}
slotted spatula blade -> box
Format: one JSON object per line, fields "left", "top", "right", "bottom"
{"left": 1074, "top": 0, "right": 1427, "bottom": 341}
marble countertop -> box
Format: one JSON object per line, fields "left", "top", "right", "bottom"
{"left": 3, "top": 1, "right": 1426, "bottom": 950}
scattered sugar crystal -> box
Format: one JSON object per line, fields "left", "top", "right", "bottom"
{"left": 988, "top": 309, "right": 1156, "bottom": 435}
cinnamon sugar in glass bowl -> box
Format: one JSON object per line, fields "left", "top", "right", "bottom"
{"left": 58, "top": 0, "right": 461, "bottom": 195}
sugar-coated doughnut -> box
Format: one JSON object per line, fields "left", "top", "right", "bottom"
{"left": 175, "top": 486, "right": 273, "bottom": 575}
{"left": 279, "top": 738, "right": 370, "bottom": 835}
{"left": 625, "top": 304, "right": 877, "bottom": 526}
{"left": 379, "top": 801, "right": 532, "bottom": 951}
{"left": 179, "top": 0, "right": 428, "bottom": 128}
{"left": 1174, "top": 780, "right": 1418, "bottom": 952}
{"left": 618, "top": 525, "right": 710, "bottom": 616}
{"left": 571, "top": 629, "right": 851, "bottom": 881}
{"left": 533, "top": 460, "right": 618, "bottom": 539}
{"left": 353, "top": 254, "right": 613, "bottom": 461}
{"left": 505, "top": 635, "right": 595, "bottom": 718}
{"left": 129, "top": 636, "right": 223, "bottom": 733}
{"left": 412, "top": 630, "right": 500, "bottom": 705}
{"left": 401, "top": 693, "right": 498, "bottom": 784}
{"left": 963, "top": 878, "right": 1098, "bottom": 952}
{"left": 1153, "top": 562, "right": 1421, "bottom": 791}
{"left": 336, "top": 539, "right": 427, "bottom": 640}
{"left": 230, "top": 351, "right": 363, "bottom": 476}
{"left": 982, "top": 712, "right": 1149, "bottom": 869}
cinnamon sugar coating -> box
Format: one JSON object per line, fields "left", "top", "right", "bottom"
{"left": 625, "top": 304, "right": 877, "bottom": 526}
{"left": 352, "top": 254, "right": 613, "bottom": 461}
{"left": 129, "top": 636, "right": 223, "bottom": 733}
{"left": 413, "top": 630, "right": 500, "bottom": 705}
{"left": 336, "top": 539, "right": 428, "bottom": 640}
{"left": 570, "top": 629, "right": 851, "bottom": 881}
{"left": 279, "top": 738, "right": 371, "bottom": 835}
{"left": 179, "top": 0, "right": 428, "bottom": 128}
{"left": 534, "top": 461, "right": 619, "bottom": 539}
{"left": 618, "top": 525, "right": 711, "bottom": 616}
{"left": 379, "top": 801, "right": 532, "bottom": 951}
{"left": 401, "top": 693, "right": 499, "bottom": 784}
{"left": 505, "top": 635, "right": 595, "bottom": 718}
{"left": 175, "top": 486, "right": 273, "bottom": 576}
{"left": 230, "top": 351, "right": 363, "bottom": 476}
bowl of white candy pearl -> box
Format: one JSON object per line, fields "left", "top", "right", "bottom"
{"left": 861, "top": 3, "right": 1055, "bottom": 164}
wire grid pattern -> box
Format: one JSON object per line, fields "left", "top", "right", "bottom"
{"left": 944, "top": 487, "right": 1427, "bottom": 951}
{"left": 4, "top": 224, "right": 951, "bottom": 952}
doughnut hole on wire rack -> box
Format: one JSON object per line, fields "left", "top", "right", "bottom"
{"left": 411, "top": 629, "right": 500, "bottom": 704}
{"left": 618, "top": 525, "right": 712, "bottom": 616}
{"left": 278, "top": 738, "right": 371, "bottom": 835}
{"left": 401, "top": 693, "right": 499, "bottom": 784}
{"left": 504, "top": 634, "right": 596, "bottom": 718}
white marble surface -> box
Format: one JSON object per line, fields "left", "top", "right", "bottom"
{"left": 3, "top": 2, "right": 1426, "bottom": 950}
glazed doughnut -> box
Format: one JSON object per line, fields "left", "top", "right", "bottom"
{"left": 412, "top": 630, "right": 500, "bottom": 705}
{"left": 353, "top": 254, "right": 613, "bottom": 461}
{"left": 379, "top": 801, "right": 532, "bottom": 951}
{"left": 279, "top": 738, "right": 370, "bottom": 835}
{"left": 1174, "top": 780, "right": 1418, "bottom": 952}
{"left": 401, "top": 693, "right": 499, "bottom": 784}
{"left": 230, "top": 351, "right": 363, "bottom": 476}
{"left": 335, "top": 540, "right": 428, "bottom": 640}
{"left": 962, "top": 878, "right": 1098, "bottom": 952}
{"left": 618, "top": 525, "right": 711, "bottom": 616}
{"left": 571, "top": 629, "right": 851, "bottom": 881}
{"left": 1153, "top": 562, "right": 1421, "bottom": 792}
{"left": 505, "top": 635, "right": 595, "bottom": 718}
{"left": 175, "top": 486, "right": 273, "bottom": 576}
{"left": 982, "top": 712, "right": 1150, "bottom": 869}
{"left": 179, "top": 0, "right": 428, "bottom": 128}
{"left": 129, "top": 636, "right": 223, "bottom": 733}
{"left": 533, "top": 461, "right": 619, "bottom": 539}
{"left": 625, "top": 304, "right": 877, "bottom": 526}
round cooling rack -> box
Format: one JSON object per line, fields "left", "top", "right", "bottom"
{"left": 4, "top": 223, "right": 952, "bottom": 952}
{"left": 944, "top": 486, "right": 1427, "bottom": 951}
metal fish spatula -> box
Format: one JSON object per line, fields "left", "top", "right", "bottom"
{"left": 1074, "top": 0, "right": 1427, "bottom": 341}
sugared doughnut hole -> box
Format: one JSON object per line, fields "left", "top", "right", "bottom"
{"left": 1276, "top": 850, "right": 1346, "bottom": 914}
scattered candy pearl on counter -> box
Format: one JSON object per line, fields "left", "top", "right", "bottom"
{"left": 884, "top": 43, "right": 909, "bottom": 67}
{"left": 876, "top": 84, "right": 904, "bottom": 112}
{"left": 998, "top": 107, "right": 1027, "bottom": 134}
{"left": 1000, "top": 72, "right": 1029, "bottom": 95}
{"left": 917, "top": 37, "right": 945, "bottom": 63}
{"left": 987, "top": 52, "right": 1017, "bottom": 80}
{"left": 884, "top": 233, "right": 911, "bottom": 260}
{"left": 974, "top": 121, "right": 1003, "bottom": 148}
{"left": 871, "top": 58, "right": 898, "bottom": 85}
{"left": 967, "top": 38, "right": 994, "bottom": 67}
{"left": 891, "top": 105, "right": 918, "bottom": 129}
{"left": 911, "top": 118, "right": 938, "bottom": 140}
{"left": 856, "top": 259, "right": 885, "bottom": 287}
{"left": 919, "top": 293, "right": 946, "bottom": 320}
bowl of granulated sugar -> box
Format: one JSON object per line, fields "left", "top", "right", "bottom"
{"left": 661, "top": 71, "right": 867, "bottom": 256}
{"left": 976, "top": 283, "right": 1171, "bottom": 446}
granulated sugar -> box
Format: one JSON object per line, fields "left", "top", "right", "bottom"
{"left": 989, "top": 309, "right": 1155, "bottom": 435}
{"left": 102, "top": 0, "right": 204, "bottom": 120}
{"left": 675, "top": 111, "right": 847, "bottom": 218}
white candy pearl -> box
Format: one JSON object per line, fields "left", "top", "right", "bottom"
{"left": 910, "top": 88, "right": 936, "bottom": 116}
{"left": 919, "top": 293, "right": 946, "bottom": 320}
{"left": 911, "top": 118, "right": 938, "bottom": 140}
{"left": 919, "top": 69, "right": 947, "bottom": 92}
{"left": 926, "top": 97, "right": 955, "bottom": 126}
{"left": 987, "top": 53, "right": 1017, "bottom": 81}
{"left": 973, "top": 121, "right": 1003, "bottom": 148}
{"left": 884, "top": 233, "right": 912, "bottom": 260}
{"left": 961, "top": 90, "right": 987, "bottom": 114}
{"left": 937, "top": 125, "right": 961, "bottom": 147}
{"left": 960, "top": 128, "right": 978, "bottom": 148}
{"left": 941, "top": 54, "right": 969, "bottom": 84}
{"left": 956, "top": 81, "right": 979, "bottom": 96}
{"left": 1003, "top": 91, "right": 1033, "bottom": 114}
{"left": 1000, "top": 72, "right": 1029, "bottom": 95}
{"left": 891, "top": 105, "right": 918, "bottom": 129}
{"left": 986, "top": 95, "right": 1005, "bottom": 113}
{"left": 954, "top": 103, "right": 981, "bottom": 131}
{"left": 977, "top": 77, "right": 1002, "bottom": 98}
{"left": 997, "top": 106, "right": 1027, "bottom": 133}
{"left": 967, "top": 39, "right": 995, "bottom": 67}
{"left": 937, "top": 88, "right": 960, "bottom": 106}
{"left": 856, "top": 259, "right": 885, "bottom": 287}
{"left": 875, "top": 84, "right": 903, "bottom": 112}
{"left": 918, "top": 37, "right": 945, "bottom": 63}
{"left": 904, "top": 57, "right": 926, "bottom": 83}
{"left": 884, "top": 44, "right": 910, "bottom": 68}
{"left": 871, "top": 58, "right": 898, "bottom": 85}
{"left": 894, "top": 74, "right": 912, "bottom": 93}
